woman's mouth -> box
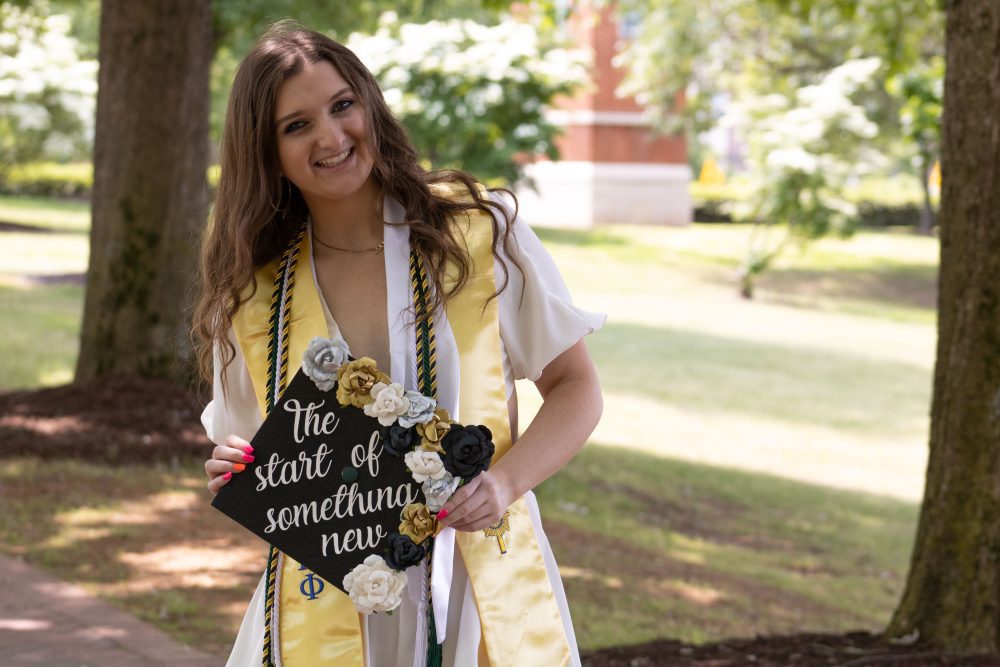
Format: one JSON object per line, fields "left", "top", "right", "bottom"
{"left": 315, "top": 147, "right": 353, "bottom": 168}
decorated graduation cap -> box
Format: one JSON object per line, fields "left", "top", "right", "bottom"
{"left": 212, "top": 337, "right": 494, "bottom": 614}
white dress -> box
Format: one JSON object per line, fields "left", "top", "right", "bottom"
{"left": 201, "top": 194, "right": 606, "bottom": 667}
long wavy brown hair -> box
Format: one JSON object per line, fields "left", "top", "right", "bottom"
{"left": 192, "top": 21, "right": 521, "bottom": 386}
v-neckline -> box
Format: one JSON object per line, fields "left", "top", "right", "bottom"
{"left": 305, "top": 215, "right": 412, "bottom": 388}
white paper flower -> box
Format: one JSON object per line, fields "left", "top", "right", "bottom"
{"left": 398, "top": 391, "right": 438, "bottom": 428}
{"left": 404, "top": 449, "right": 446, "bottom": 483}
{"left": 302, "top": 337, "right": 351, "bottom": 391}
{"left": 343, "top": 555, "right": 407, "bottom": 614}
{"left": 363, "top": 382, "right": 411, "bottom": 426}
{"left": 422, "top": 472, "right": 460, "bottom": 512}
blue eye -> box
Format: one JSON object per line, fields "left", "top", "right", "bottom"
{"left": 283, "top": 120, "right": 306, "bottom": 134}
{"left": 332, "top": 99, "right": 354, "bottom": 113}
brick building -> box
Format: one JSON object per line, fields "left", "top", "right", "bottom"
{"left": 516, "top": 3, "right": 692, "bottom": 227}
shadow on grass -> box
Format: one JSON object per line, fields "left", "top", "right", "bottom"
{"left": 1, "top": 444, "right": 918, "bottom": 654}
{"left": 756, "top": 264, "right": 938, "bottom": 313}
{"left": 0, "top": 219, "right": 89, "bottom": 235}
{"left": 536, "top": 443, "right": 918, "bottom": 648}
{"left": 0, "top": 458, "right": 259, "bottom": 658}
{"left": 589, "top": 321, "right": 931, "bottom": 437}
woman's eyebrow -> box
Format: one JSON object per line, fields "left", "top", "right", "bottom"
{"left": 275, "top": 86, "right": 352, "bottom": 126}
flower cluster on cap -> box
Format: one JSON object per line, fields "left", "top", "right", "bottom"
{"left": 303, "top": 337, "right": 496, "bottom": 615}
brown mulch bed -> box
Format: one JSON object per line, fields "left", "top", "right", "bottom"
{"left": 582, "top": 632, "right": 1000, "bottom": 666}
{"left": 0, "top": 376, "right": 210, "bottom": 462}
{"left": 2, "top": 377, "right": 999, "bottom": 666}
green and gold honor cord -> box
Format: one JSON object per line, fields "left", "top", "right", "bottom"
{"left": 409, "top": 248, "right": 443, "bottom": 667}
{"left": 261, "top": 222, "right": 306, "bottom": 667}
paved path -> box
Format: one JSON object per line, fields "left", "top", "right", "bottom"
{"left": 0, "top": 553, "right": 222, "bottom": 666}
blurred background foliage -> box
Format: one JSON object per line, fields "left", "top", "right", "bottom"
{"left": 0, "top": 0, "right": 943, "bottom": 267}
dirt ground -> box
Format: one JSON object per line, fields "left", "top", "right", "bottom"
{"left": 2, "top": 377, "right": 998, "bottom": 667}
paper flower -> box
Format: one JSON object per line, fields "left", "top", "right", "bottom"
{"left": 364, "top": 382, "right": 411, "bottom": 426}
{"left": 343, "top": 555, "right": 407, "bottom": 614}
{"left": 380, "top": 424, "right": 418, "bottom": 457}
{"left": 398, "top": 503, "right": 436, "bottom": 544}
{"left": 415, "top": 408, "right": 454, "bottom": 453}
{"left": 336, "top": 357, "right": 391, "bottom": 408}
{"left": 398, "top": 391, "right": 438, "bottom": 428}
{"left": 301, "top": 337, "right": 350, "bottom": 391}
{"left": 441, "top": 424, "right": 495, "bottom": 480}
{"left": 422, "top": 472, "right": 460, "bottom": 513}
{"left": 404, "top": 449, "right": 446, "bottom": 483}
{"left": 383, "top": 533, "right": 427, "bottom": 570}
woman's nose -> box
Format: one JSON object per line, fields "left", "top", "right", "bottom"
{"left": 316, "top": 116, "right": 346, "bottom": 148}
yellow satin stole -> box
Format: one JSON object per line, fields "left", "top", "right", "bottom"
{"left": 232, "top": 195, "right": 572, "bottom": 666}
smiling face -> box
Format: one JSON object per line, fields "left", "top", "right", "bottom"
{"left": 273, "top": 59, "right": 376, "bottom": 209}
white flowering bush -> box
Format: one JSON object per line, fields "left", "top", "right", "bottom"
{"left": 347, "top": 13, "right": 588, "bottom": 185}
{"left": 0, "top": 8, "right": 97, "bottom": 171}
{"left": 732, "top": 58, "right": 885, "bottom": 296}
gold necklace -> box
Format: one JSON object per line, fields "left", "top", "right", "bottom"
{"left": 312, "top": 231, "right": 384, "bottom": 255}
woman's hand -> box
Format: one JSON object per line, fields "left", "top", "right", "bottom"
{"left": 205, "top": 435, "right": 255, "bottom": 495}
{"left": 436, "top": 470, "right": 515, "bottom": 532}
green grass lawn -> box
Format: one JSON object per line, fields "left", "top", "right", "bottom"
{"left": 0, "top": 194, "right": 940, "bottom": 651}
{"left": 0, "top": 196, "right": 90, "bottom": 387}
{"left": 0, "top": 194, "right": 90, "bottom": 232}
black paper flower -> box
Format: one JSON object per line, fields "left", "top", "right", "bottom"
{"left": 384, "top": 533, "right": 426, "bottom": 571}
{"left": 380, "top": 424, "right": 418, "bottom": 457}
{"left": 441, "top": 424, "right": 494, "bottom": 480}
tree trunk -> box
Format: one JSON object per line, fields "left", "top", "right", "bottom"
{"left": 76, "top": 0, "right": 213, "bottom": 384}
{"left": 887, "top": 0, "right": 1000, "bottom": 652}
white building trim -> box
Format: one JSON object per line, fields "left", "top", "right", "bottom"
{"left": 516, "top": 161, "right": 692, "bottom": 228}
{"left": 545, "top": 109, "right": 651, "bottom": 127}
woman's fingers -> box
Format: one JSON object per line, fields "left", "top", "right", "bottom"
{"left": 436, "top": 475, "right": 481, "bottom": 526}
{"left": 205, "top": 458, "right": 247, "bottom": 476}
{"left": 211, "top": 445, "right": 254, "bottom": 465}
{"left": 440, "top": 491, "right": 488, "bottom": 529}
{"left": 449, "top": 504, "right": 501, "bottom": 532}
{"left": 438, "top": 471, "right": 512, "bottom": 532}
{"left": 207, "top": 471, "right": 233, "bottom": 496}
{"left": 205, "top": 435, "right": 256, "bottom": 493}
{"left": 207, "top": 441, "right": 254, "bottom": 470}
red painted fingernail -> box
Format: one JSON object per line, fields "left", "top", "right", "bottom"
{"left": 243, "top": 444, "right": 254, "bottom": 454}
{"left": 223, "top": 472, "right": 232, "bottom": 480}
{"left": 243, "top": 454, "right": 255, "bottom": 462}
{"left": 437, "top": 509, "right": 449, "bottom": 520}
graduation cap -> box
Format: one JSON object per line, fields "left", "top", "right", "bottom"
{"left": 212, "top": 368, "right": 422, "bottom": 596}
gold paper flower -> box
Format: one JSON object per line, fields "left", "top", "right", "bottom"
{"left": 398, "top": 503, "right": 436, "bottom": 544}
{"left": 416, "top": 408, "right": 453, "bottom": 453}
{"left": 336, "top": 357, "right": 391, "bottom": 408}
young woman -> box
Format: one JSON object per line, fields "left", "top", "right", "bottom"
{"left": 194, "top": 22, "right": 603, "bottom": 667}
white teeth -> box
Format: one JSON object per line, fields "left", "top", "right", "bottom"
{"left": 315, "top": 148, "right": 351, "bottom": 168}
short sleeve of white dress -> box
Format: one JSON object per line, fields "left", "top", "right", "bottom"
{"left": 199, "top": 328, "right": 264, "bottom": 446}
{"left": 491, "top": 192, "right": 606, "bottom": 387}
